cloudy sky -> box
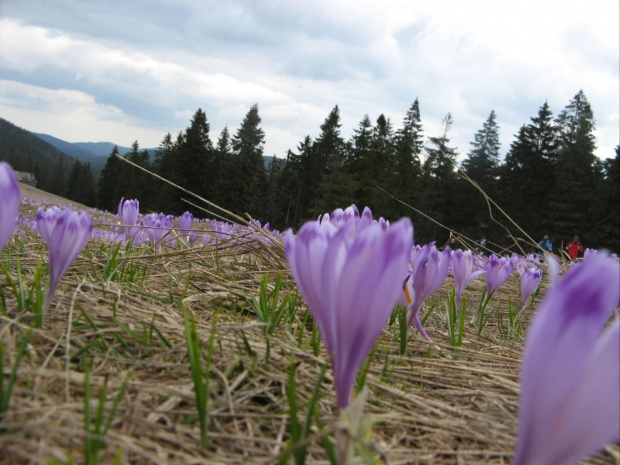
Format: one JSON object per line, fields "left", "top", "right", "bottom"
{"left": 1, "top": 0, "right": 618, "bottom": 161}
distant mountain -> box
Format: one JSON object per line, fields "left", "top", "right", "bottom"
{"left": 33, "top": 133, "right": 158, "bottom": 172}
{"left": 33, "top": 133, "right": 96, "bottom": 159}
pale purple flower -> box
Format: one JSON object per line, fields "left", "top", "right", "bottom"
{"left": 517, "top": 267, "right": 543, "bottom": 314}
{"left": 514, "top": 253, "right": 619, "bottom": 465}
{"left": 285, "top": 216, "right": 413, "bottom": 408}
{"left": 117, "top": 198, "right": 139, "bottom": 243}
{"left": 0, "top": 162, "right": 21, "bottom": 253}
{"left": 451, "top": 249, "right": 485, "bottom": 307}
{"left": 37, "top": 207, "right": 92, "bottom": 313}
{"left": 405, "top": 243, "right": 451, "bottom": 341}
{"left": 484, "top": 254, "right": 513, "bottom": 295}
{"left": 36, "top": 206, "right": 63, "bottom": 241}
{"left": 179, "top": 211, "right": 194, "bottom": 233}
{"left": 142, "top": 213, "right": 170, "bottom": 246}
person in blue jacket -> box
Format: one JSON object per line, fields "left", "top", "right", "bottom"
{"left": 538, "top": 234, "right": 553, "bottom": 253}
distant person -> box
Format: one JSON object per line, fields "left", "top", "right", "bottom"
{"left": 538, "top": 235, "right": 553, "bottom": 253}
{"left": 566, "top": 235, "right": 584, "bottom": 260}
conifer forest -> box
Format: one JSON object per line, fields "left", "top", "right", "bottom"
{"left": 3, "top": 91, "right": 619, "bottom": 253}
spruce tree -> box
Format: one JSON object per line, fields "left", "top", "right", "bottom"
{"left": 548, "top": 91, "right": 598, "bottom": 246}
{"left": 66, "top": 160, "right": 96, "bottom": 206}
{"left": 370, "top": 114, "right": 397, "bottom": 216}
{"left": 98, "top": 146, "right": 122, "bottom": 212}
{"left": 116, "top": 141, "right": 153, "bottom": 211}
{"left": 419, "top": 113, "right": 459, "bottom": 243}
{"left": 460, "top": 110, "right": 501, "bottom": 241}
{"left": 346, "top": 115, "right": 374, "bottom": 209}
{"left": 231, "top": 104, "right": 267, "bottom": 218}
{"left": 312, "top": 106, "right": 351, "bottom": 216}
{"left": 167, "top": 109, "right": 213, "bottom": 215}
{"left": 499, "top": 102, "right": 558, "bottom": 245}
{"left": 264, "top": 156, "right": 286, "bottom": 227}
{"left": 393, "top": 99, "right": 424, "bottom": 216}
{"left": 286, "top": 136, "right": 316, "bottom": 226}
{"left": 211, "top": 126, "right": 235, "bottom": 209}
{"left": 153, "top": 132, "right": 175, "bottom": 212}
{"left": 462, "top": 110, "right": 501, "bottom": 185}
{"left": 596, "top": 147, "right": 619, "bottom": 252}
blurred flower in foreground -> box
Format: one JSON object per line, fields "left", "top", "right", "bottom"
{"left": 514, "top": 253, "right": 619, "bottom": 465}
{"left": 0, "top": 162, "right": 21, "bottom": 254}
{"left": 401, "top": 243, "right": 451, "bottom": 341}
{"left": 118, "top": 197, "right": 139, "bottom": 243}
{"left": 285, "top": 215, "right": 412, "bottom": 408}
{"left": 516, "top": 267, "right": 543, "bottom": 315}
{"left": 37, "top": 207, "right": 93, "bottom": 315}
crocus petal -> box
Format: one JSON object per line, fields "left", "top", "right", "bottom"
{"left": 485, "top": 254, "right": 513, "bottom": 295}
{"left": 514, "top": 253, "right": 620, "bottom": 465}
{"left": 285, "top": 216, "right": 412, "bottom": 408}
{"left": 179, "top": 211, "right": 194, "bottom": 232}
{"left": 46, "top": 210, "right": 93, "bottom": 293}
{"left": 118, "top": 198, "right": 140, "bottom": 242}
{"left": 0, "top": 162, "right": 21, "bottom": 253}
{"left": 451, "top": 249, "right": 485, "bottom": 306}
{"left": 36, "top": 206, "right": 62, "bottom": 243}
{"left": 405, "top": 243, "right": 451, "bottom": 338}
{"left": 517, "top": 267, "right": 543, "bottom": 314}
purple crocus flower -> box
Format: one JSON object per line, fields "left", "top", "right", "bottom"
{"left": 179, "top": 211, "right": 194, "bottom": 237}
{"left": 37, "top": 207, "right": 92, "bottom": 313}
{"left": 402, "top": 243, "right": 451, "bottom": 341}
{"left": 517, "top": 267, "right": 543, "bottom": 315}
{"left": 485, "top": 254, "right": 513, "bottom": 295}
{"left": 177, "top": 213, "right": 201, "bottom": 246}
{"left": 285, "top": 216, "right": 413, "bottom": 408}
{"left": 514, "top": 253, "right": 620, "bottom": 465}
{"left": 451, "top": 249, "right": 485, "bottom": 307}
{"left": 117, "top": 198, "right": 139, "bottom": 243}
{"left": 142, "top": 213, "right": 171, "bottom": 246}
{"left": 0, "top": 162, "right": 21, "bottom": 254}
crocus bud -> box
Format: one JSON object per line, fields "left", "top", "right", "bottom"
{"left": 405, "top": 243, "right": 451, "bottom": 341}
{"left": 517, "top": 267, "right": 543, "bottom": 314}
{"left": 37, "top": 208, "right": 92, "bottom": 316}
{"left": 117, "top": 197, "right": 139, "bottom": 243}
{"left": 451, "top": 249, "right": 485, "bottom": 307}
{"left": 485, "top": 254, "right": 513, "bottom": 295}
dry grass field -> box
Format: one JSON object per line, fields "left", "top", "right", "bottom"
{"left": 0, "top": 183, "right": 618, "bottom": 464}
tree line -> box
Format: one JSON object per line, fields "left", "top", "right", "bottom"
{"left": 92, "top": 91, "right": 616, "bottom": 253}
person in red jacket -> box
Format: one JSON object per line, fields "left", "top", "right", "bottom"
{"left": 566, "top": 235, "right": 584, "bottom": 259}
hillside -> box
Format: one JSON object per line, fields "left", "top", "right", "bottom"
{"left": 0, "top": 117, "right": 98, "bottom": 206}
{"left": 0, "top": 117, "right": 80, "bottom": 194}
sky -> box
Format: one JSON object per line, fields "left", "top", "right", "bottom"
{"left": 1, "top": 0, "right": 618, "bottom": 161}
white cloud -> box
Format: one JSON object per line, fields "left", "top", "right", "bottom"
{"left": 0, "top": 0, "right": 618, "bottom": 160}
{"left": 0, "top": 80, "right": 165, "bottom": 146}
